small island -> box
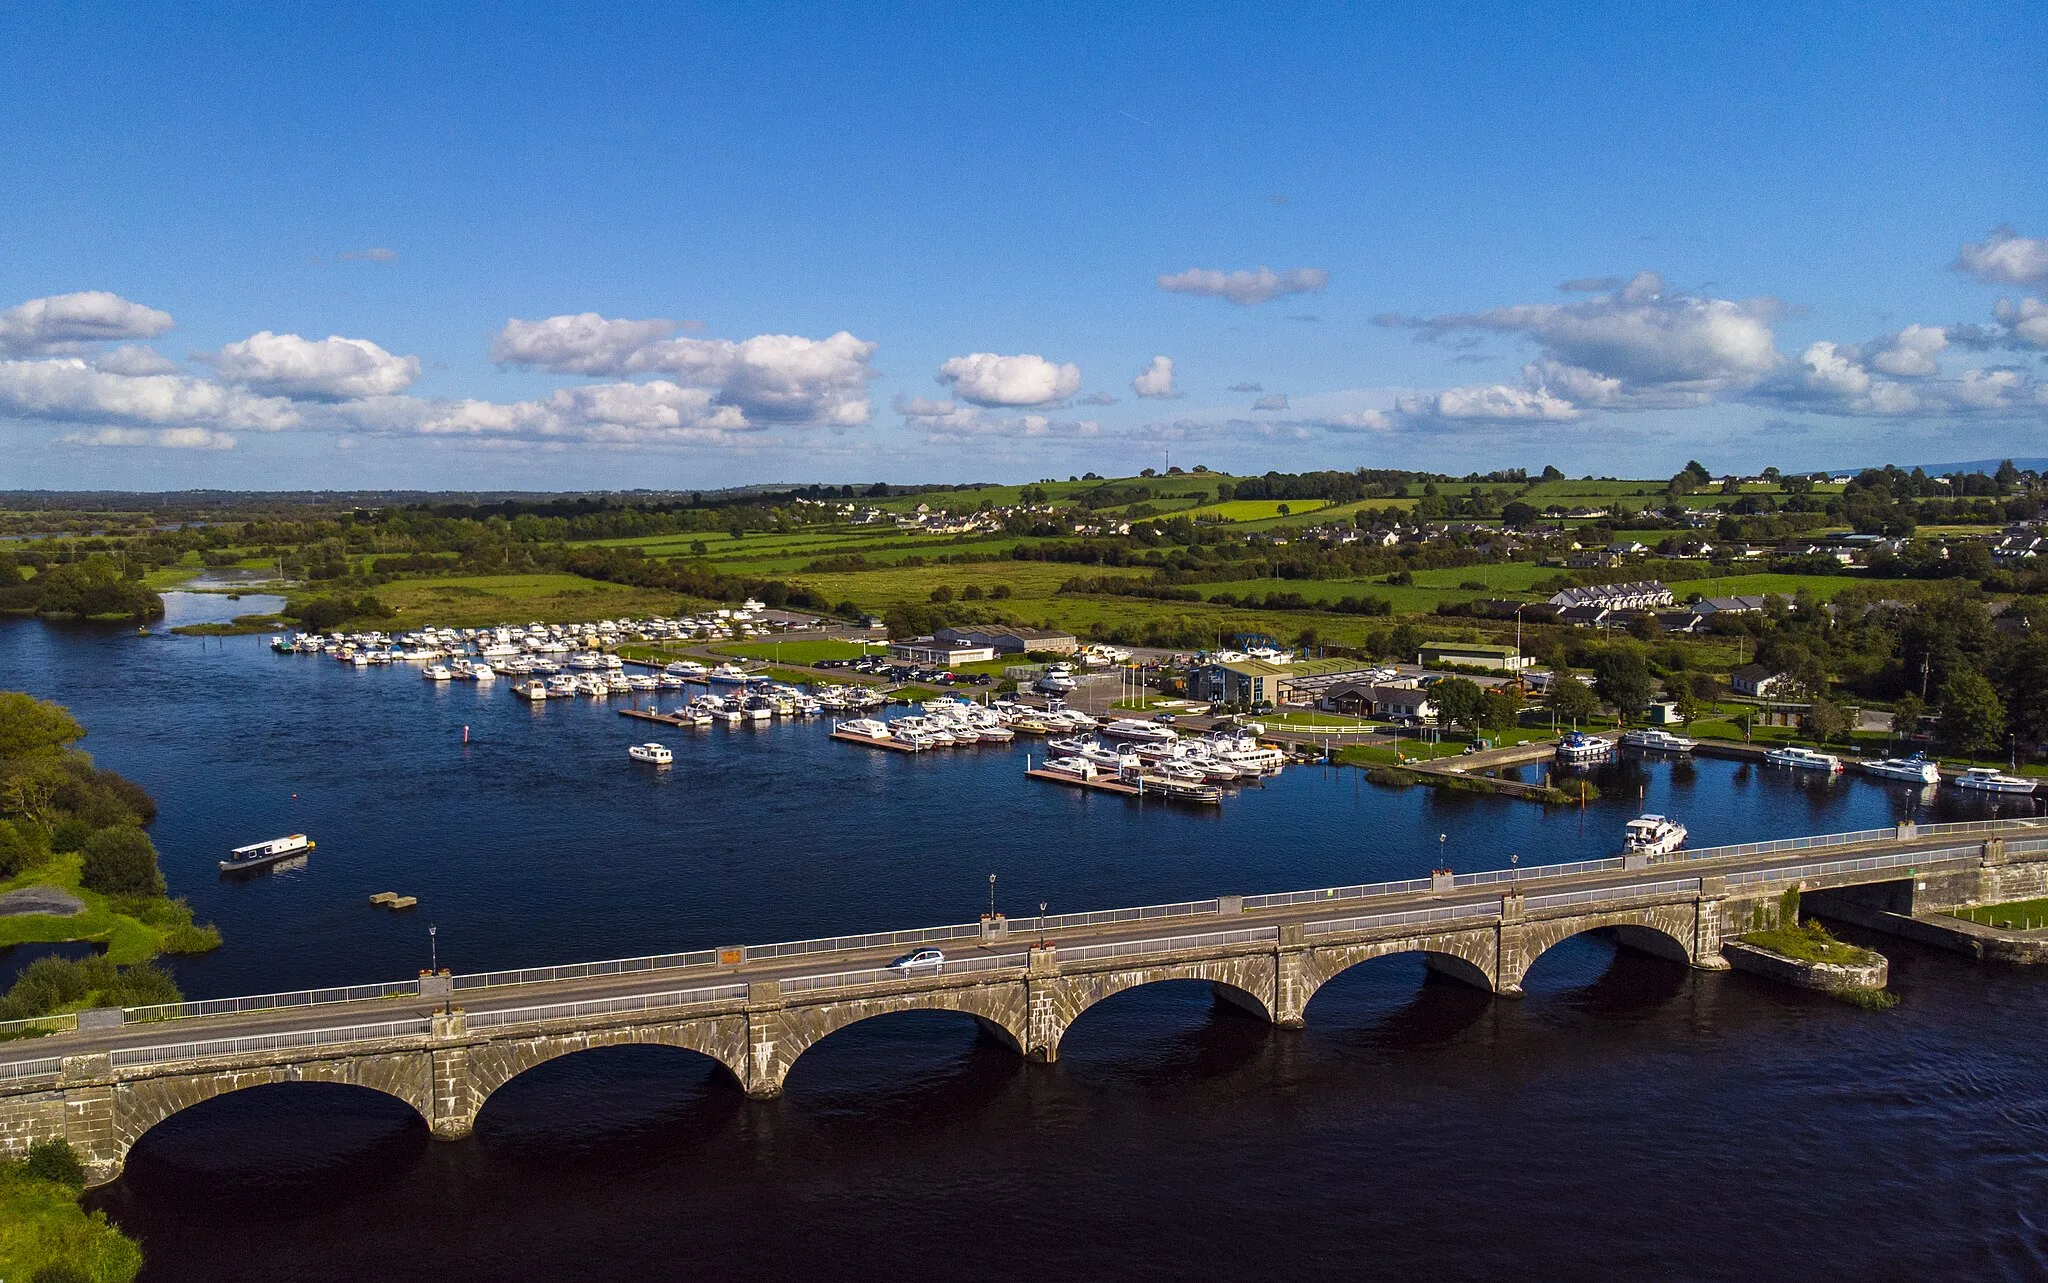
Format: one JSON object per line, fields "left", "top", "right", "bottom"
{"left": 1729, "top": 889, "right": 1893, "bottom": 1007}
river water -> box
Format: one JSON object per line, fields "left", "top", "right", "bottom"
{"left": 6, "top": 597, "right": 2048, "bottom": 1280}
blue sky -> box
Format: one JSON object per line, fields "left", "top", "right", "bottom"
{"left": 2, "top": 1, "right": 2043, "bottom": 490}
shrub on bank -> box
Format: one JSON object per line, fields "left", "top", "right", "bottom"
{"left": 79, "top": 828, "right": 164, "bottom": 898}
{"left": 0, "top": 1142, "right": 142, "bottom": 1283}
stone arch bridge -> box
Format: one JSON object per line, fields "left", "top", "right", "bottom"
{"left": 2, "top": 820, "right": 2039, "bottom": 1185}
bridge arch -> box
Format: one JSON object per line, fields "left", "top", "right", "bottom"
{"left": 465, "top": 1017, "right": 751, "bottom": 1117}
{"left": 112, "top": 1052, "right": 434, "bottom": 1176}
{"left": 1510, "top": 905, "right": 1699, "bottom": 993}
{"left": 755, "top": 984, "right": 1029, "bottom": 1097}
{"left": 1297, "top": 929, "right": 1501, "bottom": 1009}
{"left": 1041, "top": 954, "right": 1278, "bottom": 1060}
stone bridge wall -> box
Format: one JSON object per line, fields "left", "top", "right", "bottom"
{"left": 16, "top": 850, "right": 2041, "bottom": 1187}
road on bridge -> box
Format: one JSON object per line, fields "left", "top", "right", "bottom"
{"left": 0, "top": 822, "right": 2021, "bottom": 1070}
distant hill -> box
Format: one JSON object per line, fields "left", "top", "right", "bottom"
{"left": 1832, "top": 458, "right": 2048, "bottom": 476}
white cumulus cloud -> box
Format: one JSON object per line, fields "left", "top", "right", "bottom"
{"left": 1403, "top": 272, "right": 1779, "bottom": 406}
{"left": 936, "top": 352, "right": 1081, "bottom": 407}
{"left": 1994, "top": 296, "right": 2048, "bottom": 350}
{"left": 1156, "top": 266, "right": 1329, "bottom": 306}
{"left": 1867, "top": 324, "right": 1949, "bottom": 376}
{"left": 490, "top": 314, "right": 877, "bottom": 425}
{"left": 1252, "top": 393, "right": 1290, "bottom": 411}
{"left": 1396, "top": 383, "right": 1583, "bottom": 423}
{"left": 1954, "top": 226, "right": 2048, "bottom": 286}
{"left": 0, "top": 292, "right": 174, "bottom": 356}
{"left": 209, "top": 331, "right": 422, "bottom": 400}
{"left": 57, "top": 426, "right": 238, "bottom": 450}
{"left": 413, "top": 380, "right": 750, "bottom": 445}
{"left": 1131, "top": 355, "right": 1180, "bottom": 398}
{"left": 0, "top": 358, "right": 299, "bottom": 432}
{"left": 93, "top": 344, "right": 179, "bottom": 377}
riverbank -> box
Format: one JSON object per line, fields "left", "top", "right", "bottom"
{"left": 0, "top": 1142, "right": 142, "bottom": 1280}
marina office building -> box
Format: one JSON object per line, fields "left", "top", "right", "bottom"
{"left": 1188, "top": 657, "right": 1380, "bottom": 707}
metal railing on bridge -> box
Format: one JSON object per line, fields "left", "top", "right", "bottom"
{"left": 452, "top": 950, "right": 720, "bottom": 992}
{"left": 80, "top": 816, "right": 2048, "bottom": 1035}
{"left": 0, "top": 1056, "right": 63, "bottom": 1086}
{"left": 1525, "top": 877, "right": 1703, "bottom": 912}
{"left": 1722, "top": 845, "right": 1977, "bottom": 888}
{"left": 107, "top": 1018, "right": 435, "bottom": 1069}
{"left": 125, "top": 979, "right": 424, "bottom": 1024}
{"left": 1304, "top": 901, "right": 1498, "bottom": 936}
{"left": 465, "top": 983, "right": 749, "bottom": 1030}
{"left": 780, "top": 951, "right": 1030, "bottom": 995}
{"left": 1058, "top": 926, "right": 1277, "bottom": 964}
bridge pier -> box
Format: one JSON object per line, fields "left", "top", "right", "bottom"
{"left": 1026, "top": 945, "right": 1063, "bottom": 1061}
{"left": 429, "top": 1012, "right": 477, "bottom": 1139}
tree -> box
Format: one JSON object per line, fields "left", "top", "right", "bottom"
{"left": 1501, "top": 500, "right": 1539, "bottom": 528}
{"left": 80, "top": 826, "right": 165, "bottom": 897}
{"left": 1673, "top": 684, "right": 1701, "bottom": 726}
{"left": 1803, "top": 697, "right": 1851, "bottom": 745}
{"left": 1892, "top": 693, "right": 1926, "bottom": 744}
{"left": 1937, "top": 670, "right": 2005, "bottom": 758}
{"left": 1481, "top": 686, "right": 1525, "bottom": 733}
{"left": 1593, "top": 647, "right": 1655, "bottom": 723}
{"left": 1432, "top": 678, "right": 1485, "bottom": 732}
{"left": 0, "top": 692, "right": 86, "bottom": 761}
{"left": 1548, "top": 673, "right": 1598, "bottom": 726}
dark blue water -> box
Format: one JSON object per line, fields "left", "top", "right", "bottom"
{"left": 8, "top": 600, "right": 2048, "bottom": 1281}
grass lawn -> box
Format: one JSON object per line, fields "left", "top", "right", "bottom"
{"left": 1188, "top": 499, "right": 1332, "bottom": 521}
{"left": 0, "top": 1164, "right": 142, "bottom": 1283}
{"left": 1954, "top": 898, "right": 2048, "bottom": 930}
{"left": 713, "top": 638, "right": 872, "bottom": 664}
{"left": 372, "top": 574, "right": 685, "bottom": 627}
{"left": 1740, "top": 921, "right": 1880, "bottom": 965}
{"left": 0, "top": 853, "right": 219, "bottom": 967}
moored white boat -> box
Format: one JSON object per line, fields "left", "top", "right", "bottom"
{"left": 1620, "top": 728, "right": 1694, "bottom": 753}
{"left": 1623, "top": 813, "right": 1688, "bottom": 856}
{"left": 1555, "top": 732, "right": 1613, "bottom": 766}
{"left": 1860, "top": 754, "right": 1942, "bottom": 784}
{"left": 221, "top": 833, "right": 314, "bottom": 872}
{"left": 1953, "top": 766, "right": 2036, "bottom": 794}
{"left": 1764, "top": 746, "right": 1844, "bottom": 773}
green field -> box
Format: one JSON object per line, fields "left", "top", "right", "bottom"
{"left": 714, "top": 638, "right": 872, "bottom": 664}
{"left": 1189, "top": 499, "right": 1332, "bottom": 521}
{"left": 1954, "top": 898, "right": 2048, "bottom": 929}
{"left": 373, "top": 574, "right": 686, "bottom": 626}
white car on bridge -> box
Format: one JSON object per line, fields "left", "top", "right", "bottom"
{"left": 888, "top": 949, "right": 946, "bottom": 972}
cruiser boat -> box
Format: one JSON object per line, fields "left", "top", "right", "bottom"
{"left": 627, "top": 742, "right": 673, "bottom": 766}
{"left": 1953, "top": 766, "right": 2036, "bottom": 794}
{"left": 1555, "top": 732, "right": 1613, "bottom": 766}
{"left": 517, "top": 679, "right": 551, "bottom": 701}
{"left": 1623, "top": 814, "right": 1688, "bottom": 856}
{"left": 423, "top": 664, "right": 454, "bottom": 681}
{"left": 1764, "top": 746, "right": 1844, "bottom": 773}
{"left": 892, "top": 722, "right": 941, "bottom": 750}
{"left": 1102, "top": 718, "right": 1179, "bottom": 744}
{"left": 709, "top": 663, "right": 750, "bottom": 684}
{"left": 665, "top": 660, "right": 709, "bottom": 678}
{"left": 221, "top": 833, "right": 314, "bottom": 872}
{"left": 1860, "top": 754, "right": 1942, "bottom": 785}
{"left": 1036, "top": 755, "right": 1099, "bottom": 781}
{"left": 1620, "top": 728, "right": 1694, "bottom": 753}
{"left": 836, "top": 717, "right": 893, "bottom": 739}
